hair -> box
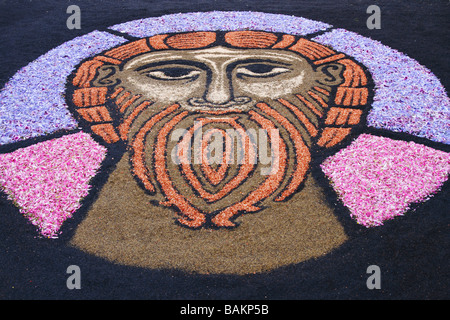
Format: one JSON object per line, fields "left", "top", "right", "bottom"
{"left": 69, "top": 30, "right": 370, "bottom": 148}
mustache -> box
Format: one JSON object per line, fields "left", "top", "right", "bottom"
{"left": 187, "top": 96, "right": 252, "bottom": 110}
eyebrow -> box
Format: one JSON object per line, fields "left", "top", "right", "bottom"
{"left": 134, "top": 60, "right": 208, "bottom": 72}
{"left": 134, "top": 58, "right": 292, "bottom": 74}
{"left": 229, "top": 59, "right": 292, "bottom": 67}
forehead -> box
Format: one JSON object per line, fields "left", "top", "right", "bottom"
{"left": 123, "top": 46, "right": 307, "bottom": 70}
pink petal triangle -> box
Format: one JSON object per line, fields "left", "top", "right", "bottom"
{"left": 0, "top": 132, "right": 107, "bottom": 238}
{"left": 321, "top": 134, "right": 450, "bottom": 227}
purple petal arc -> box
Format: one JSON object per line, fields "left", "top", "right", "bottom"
{"left": 108, "top": 11, "right": 332, "bottom": 37}
{"left": 313, "top": 29, "right": 450, "bottom": 144}
{"left": 0, "top": 31, "right": 127, "bottom": 146}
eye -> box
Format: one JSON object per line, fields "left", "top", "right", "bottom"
{"left": 141, "top": 67, "right": 201, "bottom": 81}
{"left": 236, "top": 64, "right": 290, "bottom": 78}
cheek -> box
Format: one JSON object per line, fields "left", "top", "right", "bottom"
{"left": 235, "top": 72, "right": 306, "bottom": 100}
{"left": 124, "top": 75, "right": 206, "bottom": 102}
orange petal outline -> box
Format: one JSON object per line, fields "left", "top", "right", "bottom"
{"left": 211, "top": 109, "right": 288, "bottom": 227}
{"left": 153, "top": 110, "right": 206, "bottom": 228}
{"left": 131, "top": 104, "right": 180, "bottom": 194}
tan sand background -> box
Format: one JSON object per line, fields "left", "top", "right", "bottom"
{"left": 70, "top": 153, "right": 347, "bottom": 275}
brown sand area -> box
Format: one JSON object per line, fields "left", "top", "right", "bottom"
{"left": 70, "top": 154, "right": 347, "bottom": 275}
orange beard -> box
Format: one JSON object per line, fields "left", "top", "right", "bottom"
{"left": 129, "top": 98, "right": 313, "bottom": 229}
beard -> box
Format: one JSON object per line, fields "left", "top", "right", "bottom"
{"left": 125, "top": 94, "right": 320, "bottom": 229}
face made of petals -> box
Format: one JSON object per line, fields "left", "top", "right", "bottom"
{"left": 116, "top": 46, "right": 320, "bottom": 112}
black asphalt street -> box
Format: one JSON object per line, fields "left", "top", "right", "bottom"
{"left": 0, "top": 0, "right": 448, "bottom": 303}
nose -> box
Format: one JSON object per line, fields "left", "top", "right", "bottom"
{"left": 205, "top": 70, "right": 233, "bottom": 105}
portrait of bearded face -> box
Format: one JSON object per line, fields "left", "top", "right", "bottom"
{"left": 67, "top": 31, "right": 371, "bottom": 274}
